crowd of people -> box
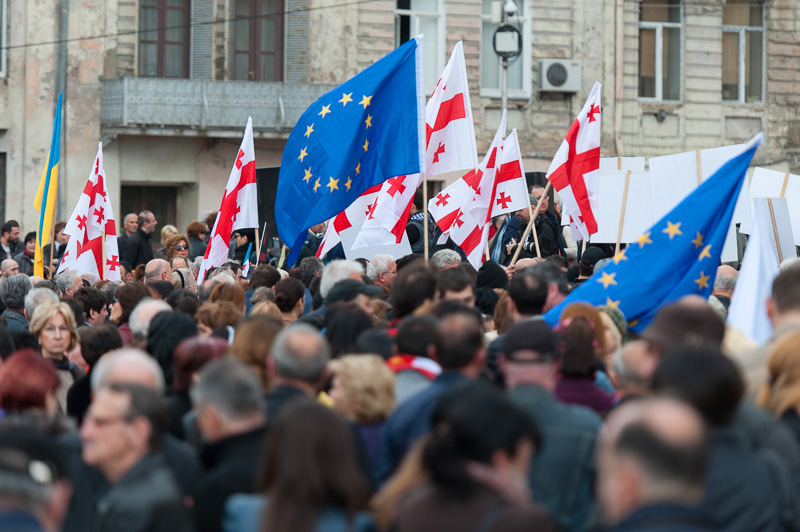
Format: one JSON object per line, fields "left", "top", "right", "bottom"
{"left": 1, "top": 205, "right": 800, "bottom": 532}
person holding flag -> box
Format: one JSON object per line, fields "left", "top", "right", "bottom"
{"left": 34, "top": 93, "right": 63, "bottom": 277}
{"left": 274, "top": 37, "right": 426, "bottom": 267}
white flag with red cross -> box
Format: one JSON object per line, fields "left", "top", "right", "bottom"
{"left": 351, "top": 41, "right": 477, "bottom": 250}
{"left": 491, "top": 129, "right": 531, "bottom": 217}
{"left": 446, "top": 111, "right": 507, "bottom": 269}
{"left": 197, "top": 117, "right": 258, "bottom": 283}
{"left": 316, "top": 183, "right": 382, "bottom": 259}
{"left": 58, "top": 143, "right": 121, "bottom": 281}
{"left": 546, "top": 81, "right": 602, "bottom": 241}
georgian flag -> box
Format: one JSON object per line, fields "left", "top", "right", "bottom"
{"left": 198, "top": 117, "right": 258, "bottom": 283}
{"left": 492, "top": 129, "right": 532, "bottom": 217}
{"left": 351, "top": 41, "right": 478, "bottom": 250}
{"left": 58, "top": 143, "right": 121, "bottom": 281}
{"left": 546, "top": 81, "right": 602, "bottom": 241}
{"left": 316, "top": 183, "right": 383, "bottom": 259}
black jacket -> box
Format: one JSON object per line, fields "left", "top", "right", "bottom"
{"left": 194, "top": 426, "right": 269, "bottom": 532}
{"left": 515, "top": 214, "right": 560, "bottom": 259}
{"left": 93, "top": 453, "right": 192, "bottom": 532}
{"left": 608, "top": 504, "right": 717, "bottom": 532}
{"left": 120, "top": 228, "right": 154, "bottom": 268}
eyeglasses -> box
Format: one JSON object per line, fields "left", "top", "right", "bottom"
{"left": 84, "top": 413, "right": 134, "bottom": 428}
{"left": 175, "top": 245, "right": 188, "bottom": 251}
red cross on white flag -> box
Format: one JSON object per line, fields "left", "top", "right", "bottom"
{"left": 546, "top": 81, "right": 602, "bottom": 241}
{"left": 491, "top": 129, "right": 532, "bottom": 218}
{"left": 58, "top": 142, "right": 121, "bottom": 281}
{"left": 316, "top": 183, "right": 382, "bottom": 259}
{"left": 198, "top": 117, "right": 258, "bottom": 283}
{"left": 350, "top": 41, "right": 478, "bottom": 252}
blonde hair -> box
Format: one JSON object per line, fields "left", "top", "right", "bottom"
{"left": 160, "top": 224, "right": 179, "bottom": 242}
{"left": 251, "top": 300, "right": 282, "bottom": 320}
{"left": 194, "top": 301, "right": 243, "bottom": 330}
{"left": 329, "top": 354, "right": 396, "bottom": 423}
{"left": 758, "top": 330, "right": 800, "bottom": 416}
{"left": 29, "top": 302, "right": 79, "bottom": 352}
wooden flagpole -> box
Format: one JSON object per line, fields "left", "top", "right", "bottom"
{"left": 617, "top": 157, "right": 622, "bottom": 171}
{"left": 48, "top": 221, "right": 56, "bottom": 278}
{"left": 510, "top": 181, "right": 551, "bottom": 266}
{"left": 254, "top": 224, "right": 262, "bottom": 268}
{"left": 101, "top": 233, "right": 106, "bottom": 281}
{"left": 615, "top": 170, "right": 631, "bottom": 256}
{"left": 695, "top": 150, "right": 702, "bottom": 185}
{"left": 422, "top": 173, "right": 429, "bottom": 265}
{"left": 767, "top": 198, "right": 783, "bottom": 264}
{"left": 781, "top": 172, "right": 790, "bottom": 198}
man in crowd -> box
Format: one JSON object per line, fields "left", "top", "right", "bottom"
{"left": 73, "top": 287, "right": 109, "bottom": 326}
{"left": 509, "top": 190, "right": 561, "bottom": 259}
{"left": 430, "top": 249, "right": 461, "bottom": 270}
{"left": 367, "top": 254, "right": 397, "bottom": 301}
{"left": 437, "top": 268, "right": 476, "bottom": 308}
{"left": 0, "top": 258, "right": 19, "bottom": 277}
{"left": 0, "top": 274, "right": 32, "bottom": 331}
{"left": 119, "top": 213, "right": 139, "bottom": 250}
{"left": 55, "top": 270, "right": 83, "bottom": 298}
{"left": 121, "top": 211, "right": 157, "bottom": 268}
{"left": 0, "top": 220, "right": 20, "bottom": 262}
{"left": 144, "top": 259, "right": 172, "bottom": 284}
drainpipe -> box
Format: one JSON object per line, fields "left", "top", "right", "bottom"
{"left": 614, "top": 0, "right": 624, "bottom": 158}
{"left": 56, "top": 0, "right": 69, "bottom": 220}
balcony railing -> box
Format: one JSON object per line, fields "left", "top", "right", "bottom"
{"left": 101, "top": 78, "right": 338, "bottom": 133}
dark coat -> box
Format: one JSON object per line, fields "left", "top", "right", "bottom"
{"left": 120, "top": 228, "right": 154, "bottom": 268}
{"left": 189, "top": 236, "right": 206, "bottom": 260}
{"left": 608, "top": 504, "right": 717, "bottom": 532}
{"left": 194, "top": 426, "right": 269, "bottom": 532}
{"left": 166, "top": 392, "right": 193, "bottom": 440}
{"left": 93, "top": 453, "right": 192, "bottom": 532}
{"left": 14, "top": 251, "right": 35, "bottom": 275}
{"left": 394, "top": 482, "right": 556, "bottom": 532}
{"left": 514, "top": 213, "right": 561, "bottom": 259}
{"left": 264, "top": 385, "right": 307, "bottom": 424}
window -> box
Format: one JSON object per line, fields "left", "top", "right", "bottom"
{"left": 0, "top": 0, "right": 6, "bottom": 77}
{"left": 395, "top": 0, "right": 445, "bottom": 94}
{"left": 722, "top": 0, "right": 763, "bottom": 103}
{"left": 638, "top": 0, "right": 681, "bottom": 101}
{"left": 233, "top": 0, "right": 283, "bottom": 81}
{"left": 138, "top": 0, "right": 191, "bottom": 78}
{"left": 481, "top": 0, "right": 532, "bottom": 99}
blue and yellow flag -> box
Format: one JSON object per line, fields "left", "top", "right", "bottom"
{"left": 34, "top": 93, "right": 63, "bottom": 277}
{"left": 544, "top": 133, "right": 763, "bottom": 333}
{"left": 275, "top": 37, "right": 425, "bottom": 267}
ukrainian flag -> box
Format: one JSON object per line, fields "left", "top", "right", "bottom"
{"left": 34, "top": 93, "right": 62, "bottom": 277}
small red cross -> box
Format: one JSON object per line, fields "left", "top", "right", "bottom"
{"left": 107, "top": 255, "right": 120, "bottom": 271}
{"left": 231, "top": 204, "right": 241, "bottom": 222}
{"left": 432, "top": 142, "right": 445, "bottom": 164}
{"left": 94, "top": 159, "right": 100, "bottom": 175}
{"left": 235, "top": 149, "right": 245, "bottom": 170}
{"left": 496, "top": 192, "right": 512, "bottom": 209}
{"left": 76, "top": 214, "right": 88, "bottom": 231}
{"left": 435, "top": 193, "right": 450, "bottom": 207}
{"left": 366, "top": 199, "right": 378, "bottom": 220}
{"left": 94, "top": 206, "right": 105, "bottom": 224}
{"left": 386, "top": 176, "right": 406, "bottom": 197}
{"left": 586, "top": 103, "right": 599, "bottom": 123}
{"left": 454, "top": 211, "right": 464, "bottom": 228}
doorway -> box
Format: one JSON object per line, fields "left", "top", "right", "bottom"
{"left": 120, "top": 185, "right": 178, "bottom": 247}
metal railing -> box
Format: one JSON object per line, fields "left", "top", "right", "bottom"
{"left": 101, "top": 78, "right": 337, "bottom": 131}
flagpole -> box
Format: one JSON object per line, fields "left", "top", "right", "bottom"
{"left": 101, "top": 233, "right": 106, "bottom": 281}
{"left": 48, "top": 222, "right": 56, "bottom": 278}
{"left": 422, "top": 173, "right": 429, "bottom": 265}
{"left": 510, "top": 181, "right": 551, "bottom": 266}
{"left": 615, "top": 170, "right": 631, "bottom": 256}
{"left": 767, "top": 198, "right": 783, "bottom": 264}
{"left": 254, "top": 225, "right": 261, "bottom": 268}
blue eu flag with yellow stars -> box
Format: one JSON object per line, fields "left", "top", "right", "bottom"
{"left": 544, "top": 133, "right": 763, "bottom": 333}
{"left": 275, "top": 36, "right": 426, "bottom": 267}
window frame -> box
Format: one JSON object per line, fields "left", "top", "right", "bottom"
{"left": 0, "top": 0, "right": 7, "bottom": 78}
{"left": 637, "top": 2, "right": 683, "bottom": 103}
{"left": 479, "top": 0, "right": 532, "bottom": 100}
{"left": 233, "top": 0, "right": 284, "bottom": 81}
{"left": 721, "top": 5, "right": 765, "bottom": 104}
{"left": 395, "top": 0, "right": 447, "bottom": 95}
{"left": 138, "top": 0, "right": 191, "bottom": 78}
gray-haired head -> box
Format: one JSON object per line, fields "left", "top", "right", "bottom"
{"left": 198, "top": 278, "right": 221, "bottom": 302}
{"left": 0, "top": 274, "right": 32, "bottom": 311}
{"left": 320, "top": 260, "right": 364, "bottom": 299}
{"left": 431, "top": 249, "right": 461, "bottom": 270}
{"left": 128, "top": 299, "right": 172, "bottom": 341}
{"left": 272, "top": 323, "right": 331, "bottom": 382}
{"left": 191, "top": 358, "right": 264, "bottom": 420}
{"left": 366, "top": 254, "right": 395, "bottom": 281}
{"left": 54, "top": 271, "right": 80, "bottom": 296}
{"left": 91, "top": 347, "right": 165, "bottom": 394}
{"left": 24, "top": 288, "right": 60, "bottom": 320}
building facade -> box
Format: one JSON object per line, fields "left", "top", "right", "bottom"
{"left": 0, "top": 0, "right": 797, "bottom": 242}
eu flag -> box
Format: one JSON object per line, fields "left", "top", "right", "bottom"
{"left": 275, "top": 37, "right": 425, "bottom": 267}
{"left": 544, "top": 133, "right": 763, "bottom": 333}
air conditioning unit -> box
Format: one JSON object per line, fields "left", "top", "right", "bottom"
{"left": 538, "top": 59, "right": 582, "bottom": 92}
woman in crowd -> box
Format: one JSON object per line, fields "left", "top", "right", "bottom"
{"left": 187, "top": 221, "right": 208, "bottom": 260}
{"left": 758, "top": 329, "right": 800, "bottom": 443}
{"left": 229, "top": 315, "right": 283, "bottom": 391}
{"left": 156, "top": 224, "right": 180, "bottom": 259}
{"left": 329, "top": 354, "right": 396, "bottom": 468}
{"left": 14, "top": 232, "right": 36, "bottom": 276}
{"left": 110, "top": 281, "right": 151, "bottom": 345}
{"left": 29, "top": 302, "right": 84, "bottom": 412}
{"left": 251, "top": 300, "right": 283, "bottom": 320}
{"left": 195, "top": 301, "right": 243, "bottom": 338}
{"left": 274, "top": 278, "right": 305, "bottom": 326}
{"left": 0, "top": 350, "right": 61, "bottom": 415}
{"left": 325, "top": 303, "right": 374, "bottom": 358}
{"left": 210, "top": 283, "right": 247, "bottom": 314}
{"left": 165, "top": 233, "right": 191, "bottom": 263}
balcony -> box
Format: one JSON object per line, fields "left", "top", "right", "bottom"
{"left": 100, "top": 78, "right": 338, "bottom": 138}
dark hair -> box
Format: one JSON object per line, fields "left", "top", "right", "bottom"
{"left": 354, "top": 329, "right": 393, "bottom": 360}
{"left": 79, "top": 324, "right": 122, "bottom": 367}
{"left": 391, "top": 265, "right": 437, "bottom": 319}
{"left": 274, "top": 278, "right": 305, "bottom": 313}
{"left": 233, "top": 228, "right": 255, "bottom": 244}
{"left": 53, "top": 221, "right": 66, "bottom": 235}
{"left": 300, "top": 257, "right": 324, "bottom": 287}
{"left": 259, "top": 400, "right": 371, "bottom": 532}
{"left": 324, "top": 303, "right": 374, "bottom": 358}
{"left": 73, "top": 287, "right": 108, "bottom": 314}
{"left": 557, "top": 317, "right": 598, "bottom": 377}
{"left": 771, "top": 267, "right": 800, "bottom": 313}
{"left": 148, "top": 280, "right": 175, "bottom": 300}
{"left": 107, "top": 382, "right": 168, "bottom": 451}
{"left": 651, "top": 347, "right": 744, "bottom": 427}
{"left": 430, "top": 300, "right": 481, "bottom": 320}
{"left": 475, "top": 287, "right": 500, "bottom": 318}
{"left": 114, "top": 282, "right": 151, "bottom": 325}
{"left": 0, "top": 351, "right": 60, "bottom": 412}
{"left": 507, "top": 269, "right": 547, "bottom": 316}
{"left": 186, "top": 221, "right": 206, "bottom": 239}
{"left": 437, "top": 268, "right": 474, "bottom": 298}
{"left": 615, "top": 418, "right": 708, "bottom": 490}
{"left": 204, "top": 211, "right": 218, "bottom": 233}
{"left": 395, "top": 254, "right": 421, "bottom": 272}
{"left": 457, "top": 262, "right": 478, "bottom": 285}
{"left": 435, "top": 312, "right": 484, "bottom": 370}
{"left": 146, "top": 312, "right": 198, "bottom": 388}
{"left": 423, "top": 381, "right": 540, "bottom": 498}
{"left": 545, "top": 254, "right": 569, "bottom": 272}
{"left": 23, "top": 231, "right": 36, "bottom": 245}
{"left": 412, "top": 189, "right": 424, "bottom": 210}
{"left": 309, "top": 277, "right": 324, "bottom": 310}
{"left": 395, "top": 315, "right": 439, "bottom": 358}
{"left": 0, "top": 220, "right": 18, "bottom": 236}
{"left": 529, "top": 261, "right": 569, "bottom": 295}
{"left": 166, "top": 289, "right": 201, "bottom": 318}
{"left": 173, "top": 336, "right": 228, "bottom": 393}
{"left": 60, "top": 297, "right": 85, "bottom": 326}
{"left": 0, "top": 323, "right": 15, "bottom": 360}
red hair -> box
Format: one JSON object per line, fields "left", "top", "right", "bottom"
{"left": 0, "top": 349, "right": 60, "bottom": 412}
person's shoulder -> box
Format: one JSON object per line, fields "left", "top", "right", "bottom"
{"left": 494, "top": 503, "right": 558, "bottom": 532}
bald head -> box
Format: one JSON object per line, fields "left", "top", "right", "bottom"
{"left": 145, "top": 259, "right": 171, "bottom": 283}
{"left": 597, "top": 398, "right": 708, "bottom": 525}
{"left": 0, "top": 259, "right": 19, "bottom": 277}
{"left": 271, "top": 324, "right": 331, "bottom": 384}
